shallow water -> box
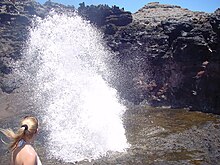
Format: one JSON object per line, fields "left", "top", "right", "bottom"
{"left": 1, "top": 105, "right": 220, "bottom": 165}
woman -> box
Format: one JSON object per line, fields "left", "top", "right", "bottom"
{"left": 0, "top": 116, "right": 42, "bottom": 165}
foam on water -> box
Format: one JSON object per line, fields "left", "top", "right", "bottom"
{"left": 23, "top": 12, "right": 128, "bottom": 162}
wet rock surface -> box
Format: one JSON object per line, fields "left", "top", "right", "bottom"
{"left": 0, "top": 106, "right": 220, "bottom": 165}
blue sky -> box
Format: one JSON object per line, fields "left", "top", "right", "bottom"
{"left": 37, "top": 0, "right": 220, "bottom": 13}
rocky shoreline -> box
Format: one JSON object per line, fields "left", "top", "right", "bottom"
{"left": 1, "top": 106, "right": 220, "bottom": 164}
{"left": 0, "top": 0, "right": 220, "bottom": 114}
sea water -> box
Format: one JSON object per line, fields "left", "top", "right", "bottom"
{"left": 21, "top": 12, "right": 128, "bottom": 162}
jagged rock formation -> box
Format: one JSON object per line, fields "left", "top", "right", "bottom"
{"left": 104, "top": 2, "right": 220, "bottom": 114}
{"left": 78, "top": 2, "right": 132, "bottom": 27}
{"left": 133, "top": 2, "right": 208, "bottom": 26}
{"left": 0, "top": 0, "right": 132, "bottom": 93}
{"left": 0, "top": 1, "right": 219, "bottom": 114}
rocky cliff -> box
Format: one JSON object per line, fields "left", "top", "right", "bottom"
{"left": 103, "top": 2, "right": 220, "bottom": 114}
{"left": 0, "top": 1, "right": 219, "bottom": 114}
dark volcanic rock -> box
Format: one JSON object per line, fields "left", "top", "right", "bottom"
{"left": 78, "top": 2, "right": 132, "bottom": 28}
{"left": 0, "top": 1, "right": 219, "bottom": 114}
{"left": 104, "top": 3, "right": 220, "bottom": 114}
{"left": 0, "top": 0, "right": 132, "bottom": 94}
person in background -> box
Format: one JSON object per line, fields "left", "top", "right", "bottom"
{"left": 0, "top": 116, "right": 42, "bottom": 165}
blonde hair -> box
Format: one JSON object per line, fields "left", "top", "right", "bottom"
{"left": 0, "top": 116, "right": 39, "bottom": 151}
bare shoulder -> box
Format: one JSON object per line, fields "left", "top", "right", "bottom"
{"left": 23, "top": 144, "right": 37, "bottom": 155}
{"left": 12, "top": 144, "right": 37, "bottom": 165}
{"left": 21, "top": 145, "right": 37, "bottom": 164}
